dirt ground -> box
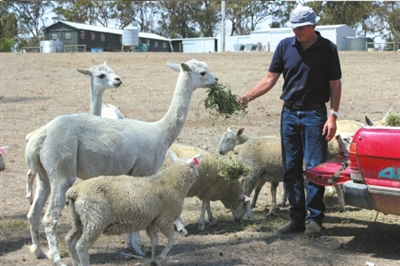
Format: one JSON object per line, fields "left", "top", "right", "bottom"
{"left": 1, "top": 51, "right": 400, "bottom": 266}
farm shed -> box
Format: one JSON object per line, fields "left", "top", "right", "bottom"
{"left": 224, "top": 24, "right": 355, "bottom": 52}
{"left": 176, "top": 37, "right": 217, "bottom": 53}
{"left": 43, "top": 21, "right": 171, "bottom": 52}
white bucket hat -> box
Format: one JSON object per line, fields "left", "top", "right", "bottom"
{"left": 286, "top": 6, "right": 320, "bottom": 29}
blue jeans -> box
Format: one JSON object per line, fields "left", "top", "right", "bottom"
{"left": 280, "top": 105, "right": 328, "bottom": 225}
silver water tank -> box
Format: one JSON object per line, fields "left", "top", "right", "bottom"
{"left": 122, "top": 27, "right": 139, "bottom": 47}
{"left": 40, "top": 40, "right": 64, "bottom": 53}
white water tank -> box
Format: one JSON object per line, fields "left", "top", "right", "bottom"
{"left": 122, "top": 27, "right": 139, "bottom": 47}
{"left": 40, "top": 40, "right": 64, "bottom": 53}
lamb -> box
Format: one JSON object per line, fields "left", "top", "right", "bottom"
{"left": 25, "top": 59, "right": 218, "bottom": 266}
{"left": 0, "top": 146, "right": 9, "bottom": 171}
{"left": 65, "top": 150, "right": 204, "bottom": 266}
{"left": 25, "top": 62, "right": 124, "bottom": 204}
{"left": 218, "top": 128, "right": 349, "bottom": 218}
{"left": 165, "top": 143, "right": 252, "bottom": 234}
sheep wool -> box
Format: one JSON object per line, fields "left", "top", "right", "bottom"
{"left": 65, "top": 151, "right": 203, "bottom": 266}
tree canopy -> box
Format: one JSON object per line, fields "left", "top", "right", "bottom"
{"left": 1, "top": 0, "right": 399, "bottom": 51}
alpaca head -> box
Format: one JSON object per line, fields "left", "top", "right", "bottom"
{"left": 76, "top": 61, "right": 122, "bottom": 95}
{"left": 167, "top": 59, "right": 218, "bottom": 89}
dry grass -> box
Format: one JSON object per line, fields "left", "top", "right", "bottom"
{"left": 1, "top": 51, "right": 400, "bottom": 266}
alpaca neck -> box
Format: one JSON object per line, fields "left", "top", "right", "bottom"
{"left": 158, "top": 72, "right": 194, "bottom": 144}
{"left": 89, "top": 80, "right": 103, "bottom": 116}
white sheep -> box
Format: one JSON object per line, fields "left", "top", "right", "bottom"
{"left": 165, "top": 143, "right": 252, "bottom": 233}
{"left": 65, "top": 150, "right": 204, "bottom": 266}
{"left": 0, "top": 146, "right": 9, "bottom": 171}
{"left": 25, "top": 59, "right": 218, "bottom": 266}
{"left": 336, "top": 119, "right": 365, "bottom": 133}
{"left": 25, "top": 62, "right": 124, "bottom": 204}
{"left": 218, "top": 128, "right": 285, "bottom": 219}
{"left": 218, "top": 128, "right": 350, "bottom": 217}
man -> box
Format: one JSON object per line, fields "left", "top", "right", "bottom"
{"left": 239, "top": 6, "right": 342, "bottom": 237}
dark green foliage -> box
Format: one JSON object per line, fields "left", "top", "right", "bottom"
{"left": 217, "top": 158, "right": 249, "bottom": 181}
{"left": 204, "top": 83, "right": 247, "bottom": 121}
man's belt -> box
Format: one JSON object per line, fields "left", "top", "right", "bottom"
{"left": 284, "top": 102, "right": 325, "bottom": 110}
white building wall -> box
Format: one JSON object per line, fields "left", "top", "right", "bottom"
{"left": 221, "top": 24, "right": 355, "bottom": 53}
{"left": 181, "top": 38, "right": 215, "bottom": 53}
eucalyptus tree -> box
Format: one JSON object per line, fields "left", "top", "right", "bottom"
{"left": 3, "top": 0, "right": 54, "bottom": 46}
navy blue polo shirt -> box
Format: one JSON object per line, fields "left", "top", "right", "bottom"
{"left": 269, "top": 31, "right": 342, "bottom": 107}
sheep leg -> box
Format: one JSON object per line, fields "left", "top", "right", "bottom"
{"left": 27, "top": 174, "right": 50, "bottom": 260}
{"left": 147, "top": 226, "right": 159, "bottom": 263}
{"left": 26, "top": 169, "right": 36, "bottom": 204}
{"left": 42, "top": 177, "right": 74, "bottom": 266}
{"left": 278, "top": 183, "right": 287, "bottom": 207}
{"left": 198, "top": 201, "right": 209, "bottom": 231}
{"left": 267, "top": 181, "right": 280, "bottom": 216}
{"left": 154, "top": 225, "right": 176, "bottom": 266}
{"left": 206, "top": 201, "right": 217, "bottom": 226}
{"left": 174, "top": 217, "right": 188, "bottom": 236}
{"left": 251, "top": 179, "right": 267, "bottom": 209}
{"left": 335, "top": 185, "right": 346, "bottom": 212}
{"left": 75, "top": 225, "right": 103, "bottom": 266}
{"left": 126, "top": 231, "right": 146, "bottom": 257}
{"left": 65, "top": 218, "right": 83, "bottom": 266}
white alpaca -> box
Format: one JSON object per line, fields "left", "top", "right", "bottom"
{"left": 0, "top": 146, "right": 9, "bottom": 171}
{"left": 25, "top": 62, "right": 124, "bottom": 204}
{"left": 25, "top": 59, "right": 218, "bottom": 266}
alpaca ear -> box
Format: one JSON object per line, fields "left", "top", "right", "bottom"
{"left": 166, "top": 62, "right": 180, "bottom": 72}
{"left": 76, "top": 68, "right": 91, "bottom": 76}
{"left": 180, "top": 63, "right": 191, "bottom": 72}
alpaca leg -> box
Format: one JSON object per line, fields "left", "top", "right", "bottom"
{"left": 26, "top": 169, "right": 36, "bottom": 204}
{"left": 198, "top": 201, "right": 209, "bottom": 231}
{"left": 206, "top": 201, "right": 217, "bottom": 226}
{"left": 126, "top": 232, "right": 146, "bottom": 256}
{"left": 43, "top": 178, "right": 74, "bottom": 266}
{"left": 335, "top": 185, "right": 346, "bottom": 212}
{"left": 174, "top": 217, "right": 188, "bottom": 236}
{"left": 27, "top": 174, "right": 50, "bottom": 259}
{"left": 267, "top": 181, "right": 279, "bottom": 216}
{"left": 154, "top": 225, "right": 176, "bottom": 266}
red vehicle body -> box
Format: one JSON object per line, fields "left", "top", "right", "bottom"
{"left": 305, "top": 126, "right": 400, "bottom": 215}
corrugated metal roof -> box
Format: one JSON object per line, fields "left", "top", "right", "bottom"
{"left": 47, "top": 21, "right": 169, "bottom": 41}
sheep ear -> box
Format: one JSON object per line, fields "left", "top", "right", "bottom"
{"left": 192, "top": 153, "right": 204, "bottom": 165}
{"left": 237, "top": 128, "right": 245, "bottom": 136}
{"left": 239, "top": 194, "right": 251, "bottom": 203}
{"left": 167, "top": 150, "right": 178, "bottom": 162}
{"left": 0, "top": 146, "right": 8, "bottom": 154}
{"left": 102, "top": 61, "right": 107, "bottom": 66}
{"left": 166, "top": 62, "right": 181, "bottom": 72}
{"left": 77, "top": 68, "right": 91, "bottom": 76}
{"left": 365, "top": 114, "right": 374, "bottom": 126}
